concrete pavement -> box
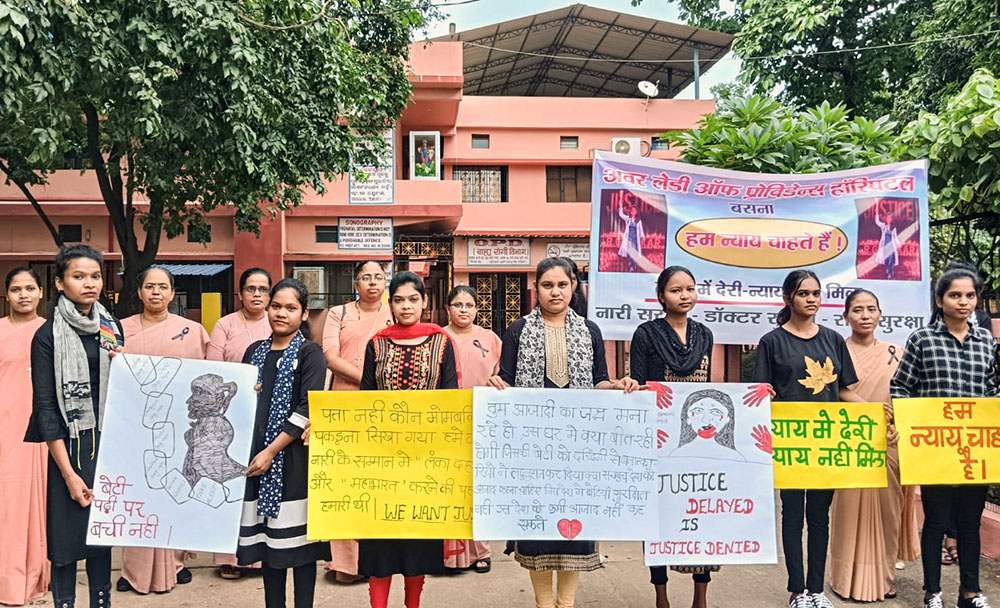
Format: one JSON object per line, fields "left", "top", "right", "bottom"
{"left": 28, "top": 541, "right": 1000, "bottom": 607}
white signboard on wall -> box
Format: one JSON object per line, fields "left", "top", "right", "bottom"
{"left": 349, "top": 129, "right": 394, "bottom": 205}
{"left": 338, "top": 218, "right": 394, "bottom": 250}
{"left": 546, "top": 242, "right": 590, "bottom": 263}
{"left": 467, "top": 238, "right": 531, "bottom": 266}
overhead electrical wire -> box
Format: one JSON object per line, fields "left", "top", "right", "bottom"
{"left": 458, "top": 28, "right": 1000, "bottom": 65}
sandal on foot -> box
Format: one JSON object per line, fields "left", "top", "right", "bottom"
{"left": 219, "top": 565, "right": 241, "bottom": 580}
{"left": 474, "top": 558, "right": 491, "bottom": 574}
{"left": 942, "top": 546, "right": 954, "bottom": 565}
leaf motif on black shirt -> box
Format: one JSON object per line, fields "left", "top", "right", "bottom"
{"left": 797, "top": 356, "right": 838, "bottom": 395}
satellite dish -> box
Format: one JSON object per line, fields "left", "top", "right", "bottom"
{"left": 638, "top": 80, "right": 660, "bottom": 98}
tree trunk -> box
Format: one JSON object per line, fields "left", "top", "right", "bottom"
{"left": 0, "top": 161, "right": 64, "bottom": 248}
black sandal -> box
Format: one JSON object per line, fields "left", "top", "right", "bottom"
{"left": 474, "top": 558, "right": 491, "bottom": 574}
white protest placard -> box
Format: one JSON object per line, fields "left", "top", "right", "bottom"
{"left": 87, "top": 355, "right": 257, "bottom": 552}
{"left": 467, "top": 238, "right": 531, "bottom": 266}
{"left": 338, "top": 217, "right": 394, "bottom": 250}
{"left": 645, "top": 382, "right": 778, "bottom": 566}
{"left": 349, "top": 129, "right": 394, "bottom": 205}
{"left": 472, "top": 386, "right": 658, "bottom": 541}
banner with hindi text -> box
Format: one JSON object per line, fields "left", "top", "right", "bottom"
{"left": 588, "top": 152, "right": 930, "bottom": 343}
{"left": 307, "top": 390, "right": 474, "bottom": 540}
{"left": 895, "top": 397, "right": 1000, "bottom": 485}
{"left": 771, "top": 402, "right": 888, "bottom": 489}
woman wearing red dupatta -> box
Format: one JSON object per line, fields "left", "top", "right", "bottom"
{"left": 357, "top": 271, "right": 460, "bottom": 608}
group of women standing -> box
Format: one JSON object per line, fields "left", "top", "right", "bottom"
{"left": 2, "top": 243, "right": 997, "bottom": 608}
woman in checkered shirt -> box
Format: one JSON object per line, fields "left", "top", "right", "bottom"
{"left": 890, "top": 263, "right": 999, "bottom": 608}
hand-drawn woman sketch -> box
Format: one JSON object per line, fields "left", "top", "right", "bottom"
{"left": 182, "top": 373, "right": 245, "bottom": 487}
{"left": 670, "top": 389, "right": 745, "bottom": 462}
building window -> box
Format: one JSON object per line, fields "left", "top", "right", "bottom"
{"left": 315, "top": 225, "right": 338, "bottom": 243}
{"left": 546, "top": 166, "right": 592, "bottom": 202}
{"left": 651, "top": 136, "right": 671, "bottom": 151}
{"left": 187, "top": 223, "right": 212, "bottom": 243}
{"left": 471, "top": 134, "right": 490, "bottom": 149}
{"left": 453, "top": 166, "right": 508, "bottom": 202}
{"left": 58, "top": 224, "right": 83, "bottom": 242}
{"left": 560, "top": 136, "right": 579, "bottom": 150}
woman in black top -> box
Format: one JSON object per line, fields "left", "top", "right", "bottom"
{"left": 238, "top": 279, "right": 330, "bottom": 608}
{"left": 357, "top": 272, "right": 459, "bottom": 608}
{"left": 24, "top": 245, "right": 124, "bottom": 608}
{"left": 625, "top": 266, "right": 716, "bottom": 608}
{"left": 488, "top": 257, "right": 638, "bottom": 608}
{"left": 752, "top": 269, "right": 861, "bottom": 608}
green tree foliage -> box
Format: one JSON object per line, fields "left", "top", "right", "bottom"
{"left": 0, "top": 0, "right": 432, "bottom": 314}
{"left": 633, "top": 0, "right": 1000, "bottom": 120}
{"left": 664, "top": 95, "right": 897, "bottom": 173}
{"left": 893, "top": 68, "right": 1000, "bottom": 295}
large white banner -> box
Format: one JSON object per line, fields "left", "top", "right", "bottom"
{"left": 645, "top": 383, "right": 777, "bottom": 566}
{"left": 589, "top": 152, "right": 931, "bottom": 343}
{"left": 87, "top": 355, "right": 257, "bottom": 552}
{"left": 472, "top": 387, "right": 658, "bottom": 541}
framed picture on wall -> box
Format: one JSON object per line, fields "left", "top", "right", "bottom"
{"left": 292, "top": 266, "right": 326, "bottom": 309}
{"left": 409, "top": 131, "right": 440, "bottom": 180}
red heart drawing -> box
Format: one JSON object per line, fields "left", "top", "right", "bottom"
{"left": 656, "top": 429, "right": 669, "bottom": 449}
{"left": 557, "top": 518, "right": 583, "bottom": 540}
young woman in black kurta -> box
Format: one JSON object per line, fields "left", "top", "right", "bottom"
{"left": 625, "top": 266, "right": 716, "bottom": 608}
{"left": 238, "top": 279, "right": 330, "bottom": 608}
{"left": 24, "top": 245, "right": 123, "bottom": 608}
{"left": 357, "top": 271, "right": 459, "bottom": 608}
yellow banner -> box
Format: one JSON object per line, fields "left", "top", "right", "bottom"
{"left": 895, "top": 397, "right": 1000, "bottom": 485}
{"left": 307, "top": 390, "right": 474, "bottom": 540}
{"left": 771, "top": 402, "right": 888, "bottom": 489}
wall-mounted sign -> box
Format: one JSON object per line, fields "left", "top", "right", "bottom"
{"left": 338, "top": 218, "right": 394, "bottom": 251}
{"left": 349, "top": 129, "right": 394, "bottom": 205}
{"left": 545, "top": 242, "right": 590, "bottom": 263}
{"left": 467, "top": 238, "right": 531, "bottom": 267}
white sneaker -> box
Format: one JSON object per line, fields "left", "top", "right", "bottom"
{"left": 788, "top": 594, "right": 811, "bottom": 608}
{"left": 959, "top": 595, "right": 992, "bottom": 608}
{"left": 810, "top": 592, "right": 834, "bottom": 608}
{"left": 924, "top": 593, "right": 944, "bottom": 608}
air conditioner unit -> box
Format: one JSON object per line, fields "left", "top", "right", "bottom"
{"left": 611, "top": 137, "right": 641, "bottom": 156}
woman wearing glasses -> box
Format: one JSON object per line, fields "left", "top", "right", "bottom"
{"left": 321, "top": 260, "right": 393, "bottom": 583}
{"left": 207, "top": 267, "right": 272, "bottom": 579}
{"left": 441, "top": 285, "right": 500, "bottom": 574}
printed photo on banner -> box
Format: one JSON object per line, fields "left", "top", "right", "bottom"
{"left": 587, "top": 152, "right": 931, "bottom": 344}
{"left": 854, "top": 196, "right": 921, "bottom": 281}
{"left": 472, "top": 386, "right": 659, "bottom": 541}
{"left": 307, "top": 389, "right": 474, "bottom": 540}
{"left": 645, "top": 383, "right": 777, "bottom": 567}
{"left": 87, "top": 355, "right": 258, "bottom": 553}
{"left": 771, "top": 401, "right": 888, "bottom": 489}
{"left": 895, "top": 397, "right": 1000, "bottom": 485}
{"left": 597, "top": 188, "right": 667, "bottom": 274}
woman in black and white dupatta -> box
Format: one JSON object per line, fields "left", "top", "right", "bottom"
{"left": 488, "top": 257, "right": 639, "bottom": 608}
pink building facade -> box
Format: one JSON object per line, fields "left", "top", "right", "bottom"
{"left": 0, "top": 29, "right": 736, "bottom": 376}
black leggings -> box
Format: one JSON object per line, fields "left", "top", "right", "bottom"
{"left": 262, "top": 564, "right": 317, "bottom": 608}
{"left": 51, "top": 549, "right": 112, "bottom": 607}
{"left": 649, "top": 566, "right": 712, "bottom": 585}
